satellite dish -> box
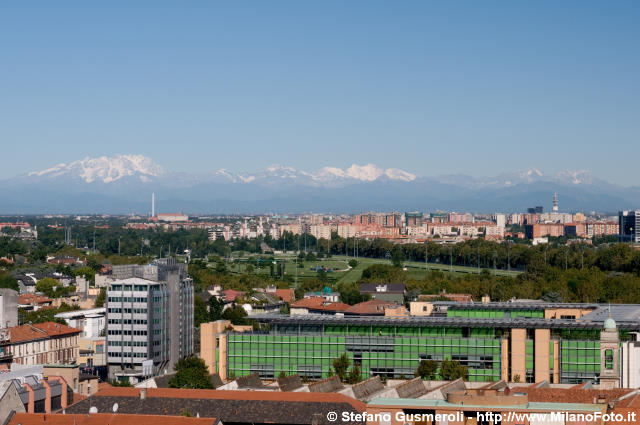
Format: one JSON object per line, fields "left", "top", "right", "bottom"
{"left": 112, "top": 403, "right": 119, "bottom": 413}
{"left": 89, "top": 407, "right": 98, "bottom": 414}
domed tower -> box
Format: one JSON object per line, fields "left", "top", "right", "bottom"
{"left": 599, "top": 308, "right": 620, "bottom": 389}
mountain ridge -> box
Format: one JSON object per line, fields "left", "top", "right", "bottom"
{"left": 3, "top": 154, "right": 638, "bottom": 213}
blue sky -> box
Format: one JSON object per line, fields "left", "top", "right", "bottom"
{"left": 1, "top": 1, "right": 638, "bottom": 183}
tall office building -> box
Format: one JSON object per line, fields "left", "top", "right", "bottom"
{"left": 106, "top": 258, "right": 194, "bottom": 382}
{"left": 618, "top": 210, "right": 640, "bottom": 243}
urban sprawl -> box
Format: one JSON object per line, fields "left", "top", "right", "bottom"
{"left": 1, "top": 194, "right": 640, "bottom": 425}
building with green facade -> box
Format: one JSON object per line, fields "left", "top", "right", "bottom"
{"left": 215, "top": 302, "right": 640, "bottom": 387}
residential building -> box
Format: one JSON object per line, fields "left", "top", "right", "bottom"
{"left": 155, "top": 213, "right": 189, "bottom": 222}
{"left": 107, "top": 258, "right": 194, "bottom": 382}
{"left": 7, "top": 322, "right": 80, "bottom": 366}
{"left": 0, "top": 288, "right": 18, "bottom": 328}
{"left": 525, "top": 223, "right": 565, "bottom": 239}
{"left": 0, "top": 365, "right": 72, "bottom": 416}
{"left": 404, "top": 212, "right": 423, "bottom": 227}
{"left": 619, "top": 210, "right": 640, "bottom": 243}
{"left": 55, "top": 308, "right": 106, "bottom": 339}
{"left": 359, "top": 283, "right": 405, "bottom": 304}
{"left": 586, "top": 221, "right": 619, "bottom": 238}
{"left": 309, "top": 224, "right": 334, "bottom": 240}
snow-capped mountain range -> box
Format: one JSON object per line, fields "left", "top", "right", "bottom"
{"left": 24, "top": 155, "right": 416, "bottom": 186}
{"left": 2, "top": 154, "right": 638, "bottom": 213}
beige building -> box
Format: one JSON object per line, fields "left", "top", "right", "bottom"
{"left": 8, "top": 322, "right": 80, "bottom": 366}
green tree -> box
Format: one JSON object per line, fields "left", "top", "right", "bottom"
{"left": 168, "top": 357, "right": 213, "bottom": 389}
{"left": 36, "top": 277, "right": 62, "bottom": 298}
{"left": 94, "top": 288, "right": 106, "bottom": 308}
{"left": 347, "top": 364, "right": 362, "bottom": 384}
{"left": 0, "top": 273, "right": 19, "bottom": 291}
{"left": 221, "top": 305, "right": 249, "bottom": 325}
{"left": 194, "top": 296, "right": 209, "bottom": 327}
{"left": 415, "top": 360, "right": 438, "bottom": 380}
{"left": 316, "top": 268, "right": 327, "bottom": 282}
{"left": 391, "top": 249, "right": 406, "bottom": 268}
{"left": 208, "top": 296, "right": 225, "bottom": 321}
{"left": 337, "top": 282, "right": 370, "bottom": 305}
{"left": 439, "top": 359, "right": 467, "bottom": 381}
{"left": 332, "top": 353, "right": 350, "bottom": 382}
{"left": 348, "top": 259, "right": 358, "bottom": 268}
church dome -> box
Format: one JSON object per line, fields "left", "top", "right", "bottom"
{"left": 604, "top": 317, "right": 617, "bottom": 330}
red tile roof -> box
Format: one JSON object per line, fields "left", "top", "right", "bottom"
{"left": 18, "top": 293, "right": 53, "bottom": 305}
{"left": 33, "top": 321, "right": 82, "bottom": 337}
{"left": 8, "top": 324, "right": 48, "bottom": 343}
{"left": 318, "top": 302, "right": 351, "bottom": 312}
{"left": 92, "top": 387, "right": 366, "bottom": 412}
{"left": 521, "top": 387, "right": 634, "bottom": 404}
{"left": 9, "top": 322, "right": 81, "bottom": 343}
{"left": 7, "top": 413, "right": 216, "bottom": 425}
{"left": 290, "top": 297, "right": 325, "bottom": 309}
{"left": 275, "top": 288, "right": 295, "bottom": 303}
{"left": 222, "top": 289, "right": 245, "bottom": 302}
{"left": 344, "top": 299, "right": 396, "bottom": 315}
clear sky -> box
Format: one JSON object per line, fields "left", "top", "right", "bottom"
{"left": 1, "top": 1, "right": 638, "bottom": 183}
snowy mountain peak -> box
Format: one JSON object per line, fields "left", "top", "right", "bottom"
{"left": 28, "top": 154, "right": 165, "bottom": 183}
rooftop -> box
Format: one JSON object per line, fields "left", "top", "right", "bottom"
{"left": 251, "top": 312, "right": 640, "bottom": 330}
{"left": 6, "top": 413, "right": 217, "bottom": 425}
{"left": 65, "top": 387, "right": 366, "bottom": 425}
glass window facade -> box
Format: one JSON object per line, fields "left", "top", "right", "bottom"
{"left": 227, "top": 326, "right": 502, "bottom": 382}
{"left": 560, "top": 340, "right": 600, "bottom": 384}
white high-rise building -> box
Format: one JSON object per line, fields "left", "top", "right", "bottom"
{"left": 106, "top": 258, "right": 193, "bottom": 382}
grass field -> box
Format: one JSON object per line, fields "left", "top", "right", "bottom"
{"left": 222, "top": 252, "right": 521, "bottom": 286}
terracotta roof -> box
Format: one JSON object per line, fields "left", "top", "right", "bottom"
{"left": 275, "top": 288, "right": 295, "bottom": 302}
{"left": 8, "top": 324, "right": 48, "bottom": 343}
{"left": 608, "top": 407, "right": 640, "bottom": 424}
{"left": 222, "top": 289, "right": 245, "bottom": 302}
{"left": 344, "top": 299, "right": 396, "bottom": 315}
{"left": 7, "top": 413, "right": 216, "bottom": 425}
{"left": 318, "top": 302, "right": 351, "bottom": 312}
{"left": 18, "top": 293, "right": 53, "bottom": 305}
{"left": 33, "top": 321, "right": 82, "bottom": 337}
{"left": 521, "top": 387, "right": 634, "bottom": 404}
{"left": 290, "top": 297, "right": 325, "bottom": 309}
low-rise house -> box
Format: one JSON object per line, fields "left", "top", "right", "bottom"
{"left": 17, "top": 294, "right": 53, "bottom": 312}
{"left": 359, "top": 283, "right": 406, "bottom": 304}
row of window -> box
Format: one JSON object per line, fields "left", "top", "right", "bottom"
{"left": 107, "top": 330, "right": 147, "bottom": 336}
{"left": 107, "top": 340, "right": 148, "bottom": 347}
{"left": 107, "top": 319, "right": 147, "bottom": 325}
{"left": 107, "top": 296, "right": 148, "bottom": 303}
{"left": 107, "top": 308, "right": 148, "bottom": 314}
{"left": 109, "top": 285, "right": 154, "bottom": 291}
{"left": 108, "top": 351, "right": 148, "bottom": 358}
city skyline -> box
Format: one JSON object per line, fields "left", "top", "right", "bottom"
{"left": 1, "top": 1, "right": 639, "bottom": 184}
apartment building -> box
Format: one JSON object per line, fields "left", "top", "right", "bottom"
{"left": 7, "top": 322, "right": 80, "bottom": 366}
{"left": 619, "top": 210, "right": 640, "bottom": 243}
{"left": 106, "top": 258, "right": 194, "bottom": 381}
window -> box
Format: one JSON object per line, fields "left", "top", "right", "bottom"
{"left": 605, "top": 349, "right": 613, "bottom": 370}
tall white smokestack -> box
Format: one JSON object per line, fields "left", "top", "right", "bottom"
{"left": 152, "top": 192, "right": 155, "bottom": 217}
